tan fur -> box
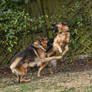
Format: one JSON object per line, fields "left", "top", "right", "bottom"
{"left": 30, "top": 39, "right": 62, "bottom": 77}
{"left": 10, "top": 38, "right": 63, "bottom": 82}
{"left": 47, "top": 22, "right": 70, "bottom": 59}
{"left": 16, "top": 63, "right": 28, "bottom": 75}
{"left": 10, "top": 57, "right": 23, "bottom": 74}
{"left": 33, "top": 39, "right": 62, "bottom": 77}
{"left": 33, "top": 41, "right": 46, "bottom": 51}
{"left": 53, "top": 32, "right": 70, "bottom": 54}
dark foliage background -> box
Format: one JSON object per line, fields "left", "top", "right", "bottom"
{"left": 0, "top": 0, "right": 92, "bottom": 65}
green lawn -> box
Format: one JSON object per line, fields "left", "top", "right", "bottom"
{"left": 1, "top": 70, "right": 92, "bottom": 92}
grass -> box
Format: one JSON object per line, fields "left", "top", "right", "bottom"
{"left": 2, "top": 83, "right": 92, "bottom": 92}
{"left": 1, "top": 60, "right": 92, "bottom": 92}
{"left": 1, "top": 75, "right": 92, "bottom": 92}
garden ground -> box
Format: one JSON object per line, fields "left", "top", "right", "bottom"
{"left": 0, "top": 59, "right": 92, "bottom": 92}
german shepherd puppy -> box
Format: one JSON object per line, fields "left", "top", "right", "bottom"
{"left": 47, "top": 22, "right": 70, "bottom": 60}
{"left": 10, "top": 38, "right": 62, "bottom": 82}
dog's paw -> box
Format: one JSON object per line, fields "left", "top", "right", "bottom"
{"left": 20, "top": 79, "right": 31, "bottom": 83}
{"left": 59, "top": 49, "right": 62, "bottom": 53}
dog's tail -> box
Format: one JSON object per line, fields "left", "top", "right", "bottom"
{"left": 10, "top": 57, "right": 23, "bottom": 72}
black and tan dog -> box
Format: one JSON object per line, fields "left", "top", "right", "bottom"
{"left": 46, "top": 22, "right": 70, "bottom": 71}
{"left": 42, "top": 22, "right": 70, "bottom": 74}
{"left": 10, "top": 38, "right": 62, "bottom": 82}
{"left": 47, "top": 22, "right": 70, "bottom": 57}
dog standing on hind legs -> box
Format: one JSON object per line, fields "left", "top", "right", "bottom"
{"left": 46, "top": 22, "right": 70, "bottom": 72}
{"left": 47, "top": 22, "right": 70, "bottom": 57}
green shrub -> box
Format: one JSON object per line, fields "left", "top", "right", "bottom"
{"left": 0, "top": 0, "right": 92, "bottom": 64}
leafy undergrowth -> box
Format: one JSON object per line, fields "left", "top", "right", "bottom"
{"left": 0, "top": 59, "right": 92, "bottom": 92}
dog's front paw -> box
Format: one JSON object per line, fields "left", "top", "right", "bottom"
{"left": 59, "top": 49, "right": 62, "bottom": 53}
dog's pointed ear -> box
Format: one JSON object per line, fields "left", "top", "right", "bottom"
{"left": 62, "top": 22, "right": 67, "bottom": 25}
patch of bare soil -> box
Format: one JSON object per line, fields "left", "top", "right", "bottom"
{"left": 0, "top": 59, "right": 92, "bottom": 92}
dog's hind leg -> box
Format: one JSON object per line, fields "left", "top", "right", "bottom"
{"left": 15, "top": 63, "right": 29, "bottom": 83}
{"left": 20, "top": 65, "right": 31, "bottom": 82}
{"left": 48, "top": 67, "right": 54, "bottom": 75}
{"left": 37, "top": 63, "right": 46, "bottom": 77}
{"left": 20, "top": 72, "right": 27, "bottom": 82}
{"left": 20, "top": 68, "right": 30, "bottom": 82}
{"left": 16, "top": 75, "right": 21, "bottom": 83}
